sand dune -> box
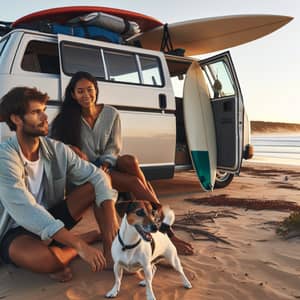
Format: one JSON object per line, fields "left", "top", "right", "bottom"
{"left": 1, "top": 161, "right": 300, "bottom": 300}
{"left": 251, "top": 121, "right": 300, "bottom": 134}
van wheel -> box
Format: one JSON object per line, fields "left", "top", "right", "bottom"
{"left": 214, "top": 171, "right": 234, "bottom": 189}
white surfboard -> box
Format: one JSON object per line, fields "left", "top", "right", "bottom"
{"left": 183, "top": 61, "right": 217, "bottom": 191}
{"left": 129, "top": 14, "right": 293, "bottom": 55}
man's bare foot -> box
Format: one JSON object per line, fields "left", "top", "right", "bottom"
{"left": 49, "top": 246, "right": 77, "bottom": 266}
{"left": 49, "top": 267, "right": 73, "bottom": 282}
{"left": 171, "top": 235, "right": 194, "bottom": 255}
{"left": 78, "top": 230, "right": 102, "bottom": 245}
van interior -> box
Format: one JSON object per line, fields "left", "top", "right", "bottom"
{"left": 166, "top": 58, "right": 193, "bottom": 168}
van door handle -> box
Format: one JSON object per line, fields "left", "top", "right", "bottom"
{"left": 159, "top": 94, "right": 167, "bottom": 111}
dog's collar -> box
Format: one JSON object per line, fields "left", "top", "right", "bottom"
{"left": 118, "top": 230, "right": 142, "bottom": 251}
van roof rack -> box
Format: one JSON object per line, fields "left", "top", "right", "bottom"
{"left": 0, "top": 21, "right": 12, "bottom": 37}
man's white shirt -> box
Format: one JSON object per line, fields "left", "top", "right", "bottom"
{"left": 11, "top": 148, "right": 46, "bottom": 228}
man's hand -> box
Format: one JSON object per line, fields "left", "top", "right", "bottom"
{"left": 52, "top": 228, "right": 106, "bottom": 272}
{"left": 75, "top": 240, "right": 106, "bottom": 272}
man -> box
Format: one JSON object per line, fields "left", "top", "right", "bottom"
{"left": 0, "top": 87, "right": 119, "bottom": 282}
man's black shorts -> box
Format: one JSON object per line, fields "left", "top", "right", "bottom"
{"left": 0, "top": 200, "right": 78, "bottom": 265}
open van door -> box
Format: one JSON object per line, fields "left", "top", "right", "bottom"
{"left": 199, "top": 51, "right": 244, "bottom": 173}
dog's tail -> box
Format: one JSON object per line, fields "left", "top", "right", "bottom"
{"left": 161, "top": 206, "right": 175, "bottom": 226}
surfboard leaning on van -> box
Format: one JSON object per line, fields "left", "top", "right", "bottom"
{"left": 0, "top": 6, "right": 292, "bottom": 190}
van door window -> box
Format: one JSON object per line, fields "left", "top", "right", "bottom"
{"left": 139, "top": 55, "right": 163, "bottom": 86}
{"left": 103, "top": 50, "right": 140, "bottom": 84}
{"left": 203, "top": 61, "right": 235, "bottom": 99}
{"left": 61, "top": 42, "right": 105, "bottom": 79}
{"left": 21, "top": 41, "right": 59, "bottom": 74}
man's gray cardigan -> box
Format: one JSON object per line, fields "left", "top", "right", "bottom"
{"left": 0, "top": 135, "right": 118, "bottom": 243}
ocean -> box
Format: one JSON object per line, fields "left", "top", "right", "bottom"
{"left": 251, "top": 134, "right": 300, "bottom": 166}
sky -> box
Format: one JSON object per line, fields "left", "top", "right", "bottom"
{"left": 1, "top": 0, "right": 299, "bottom": 123}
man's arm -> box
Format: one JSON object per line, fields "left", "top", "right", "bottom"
{"left": 0, "top": 152, "right": 64, "bottom": 240}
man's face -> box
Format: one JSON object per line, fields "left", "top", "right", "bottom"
{"left": 20, "top": 100, "right": 48, "bottom": 137}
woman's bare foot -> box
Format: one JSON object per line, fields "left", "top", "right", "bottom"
{"left": 49, "top": 267, "right": 73, "bottom": 282}
{"left": 171, "top": 235, "right": 194, "bottom": 255}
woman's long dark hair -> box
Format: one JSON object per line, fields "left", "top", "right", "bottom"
{"left": 51, "top": 71, "right": 99, "bottom": 148}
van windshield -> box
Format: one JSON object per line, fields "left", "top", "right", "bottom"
{"left": 0, "top": 37, "right": 8, "bottom": 57}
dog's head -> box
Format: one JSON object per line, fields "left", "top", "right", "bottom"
{"left": 117, "top": 200, "right": 161, "bottom": 242}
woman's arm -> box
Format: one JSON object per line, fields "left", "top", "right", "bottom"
{"left": 101, "top": 111, "right": 122, "bottom": 167}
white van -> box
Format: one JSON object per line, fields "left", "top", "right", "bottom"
{"left": 0, "top": 26, "right": 252, "bottom": 188}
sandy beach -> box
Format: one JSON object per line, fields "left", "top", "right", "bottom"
{"left": 1, "top": 160, "right": 300, "bottom": 300}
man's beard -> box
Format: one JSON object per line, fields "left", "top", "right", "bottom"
{"left": 22, "top": 122, "right": 48, "bottom": 137}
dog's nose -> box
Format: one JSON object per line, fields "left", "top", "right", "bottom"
{"left": 151, "top": 224, "right": 158, "bottom": 232}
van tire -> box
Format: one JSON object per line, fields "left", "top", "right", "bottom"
{"left": 214, "top": 171, "right": 234, "bottom": 189}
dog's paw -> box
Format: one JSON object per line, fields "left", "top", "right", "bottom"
{"left": 146, "top": 294, "right": 156, "bottom": 300}
{"left": 138, "top": 279, "right": 146, "bottom": 287}
{"left": 183, "top": 281, "right": 192, "bottom": 289}
{"left": 105, "top": 289, "right": 118, "bottom": 298}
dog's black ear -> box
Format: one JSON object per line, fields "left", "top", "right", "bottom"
{"left": 115, "top": 201, "right": 130, "bottom": 218}
{"left": 115, "top": 192, "right": 133, "bottom": 217}
{"left": 126, "top": 201, "right": 139, "bottom": 213}
{"left": 115, "top": 201, "right": 138, "bottom": 217}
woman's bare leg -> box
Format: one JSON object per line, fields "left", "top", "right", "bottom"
{"left": 110, "top": 170, "right": 160, "bottom": 206}
{"left": 117, "top": 155, "right": 149, "bottom": 188}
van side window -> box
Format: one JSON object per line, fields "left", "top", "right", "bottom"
{"left": 21, "top": 41, "right": 59, "bottom": 74}
{"left": 61, "top": 42, "right": 105, "bottom": 79}
{"left": 60, "top": 41, "right": 164, "bottom": 87}
{"left": 103, "top": 50, "right": 140, "bottom": 84}
{"left": 139, "top": 55, "right": 162, "bottom": 86}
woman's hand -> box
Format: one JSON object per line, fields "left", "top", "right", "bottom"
{"left": 69, "top": 145, "right": 89, "bottom": 161}
{"left": 101, "top": 162, "right": 111, "bottom": 173}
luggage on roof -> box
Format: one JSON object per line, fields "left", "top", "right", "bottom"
{"left": 14, "top": 21, "right": 123, "bottom": 44}
{"left": 69, "top": 12, "right": 140, "bottom": 37}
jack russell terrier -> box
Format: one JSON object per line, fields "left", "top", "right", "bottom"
{"left": 106, "top": 200, "right": 192, "bottom": 300}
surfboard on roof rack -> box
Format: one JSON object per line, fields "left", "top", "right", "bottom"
{"left": 128, "top": 14, "right": 293, "bottom": 56}
{"left": 12, "top": 6, "right": 162, "bottom": 33}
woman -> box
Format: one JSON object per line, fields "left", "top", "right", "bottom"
{"left": 51, "top": 71, "right": 193, "bottom": 255}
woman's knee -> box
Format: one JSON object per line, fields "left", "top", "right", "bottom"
{"left": 117, "top": 154, "right": 139, "bottom": 171}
